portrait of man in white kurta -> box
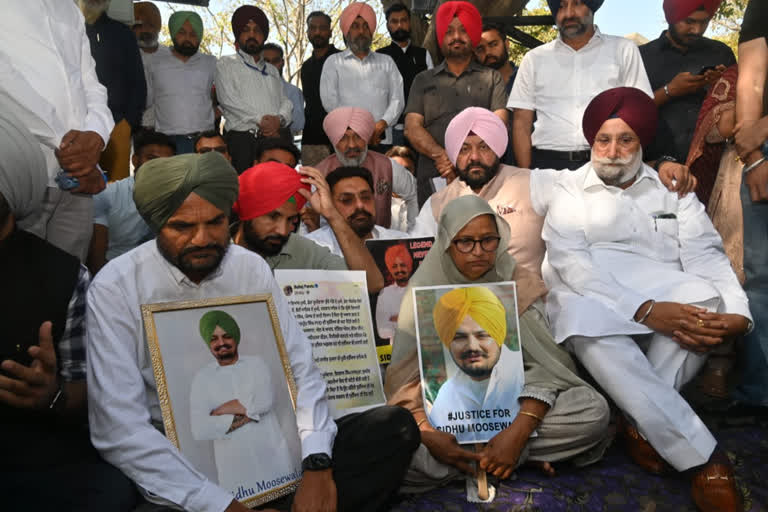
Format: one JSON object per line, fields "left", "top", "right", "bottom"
{"left": 189, "top": 310, "right": 299, "bottom": 494}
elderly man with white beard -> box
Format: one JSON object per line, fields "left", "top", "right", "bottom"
{"left": 535, "top": 87, "right": 751, "bottom": 512}
{"left": 314, "top": 107, "right": 418, "bottom": 230}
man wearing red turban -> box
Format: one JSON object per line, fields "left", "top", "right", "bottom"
{"left": 508, "top": 0, "right": 652, "bottom": 171}
{"left": 405, "top": 1, "right": 508, "bottom": 206}
{"left": 639, "top": 0, "right": 735, "bottom": 170}
{"left": 375, "top": 243, "right": 414, "bottom": 340}
{"left": 215, "top": 5, "right": 294, "bottom": 173}
{"left": 539, "top": 86, "right": 750, "bottom": 512}
{"left": 234, "top": 162, "right": 384, "bottom": 292}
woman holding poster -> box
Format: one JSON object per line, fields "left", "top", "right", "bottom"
{"left": 385, "top": 196, "right": 611, "bottom": 491}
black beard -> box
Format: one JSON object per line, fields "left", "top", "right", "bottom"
{"left": 347, "top": 209, "right": 375, "bottom": 238}
{"left": 311, "top": 35, "right": 330, "bottom": 49}
{"left": 242, "top": 221, "right": 289, "bottom": 257}
{"left": 241, "top": 38, "right": 262, "bottom": 55}
{"left": 173, "top": 40, "right": 199, "bottom": 57}
{"left": 157, "top": 238, "right": 228, "bottom": 277}
{"left": 443, "top": 39, "right": 472, "bottom": 59}
{"left": 456, "top": 351, "right": 493, "bottom": 379}
{"left": 458, "top": 158, "right": 501, "bottom": 189}
{"left": 390, "top": 29, "right": 410, "bottom": 43}
{"left": 668, "top": 24, "right": 702, "bottom": 48}
{"left": 485, "top": 57, "right": 506, "bottom": 70}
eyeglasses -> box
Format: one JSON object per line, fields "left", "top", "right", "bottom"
{"left": 593, "top": 135, "right": 638, "bottom": 149}
{"left": 451, "top": 236, "right": 501, "bottom": 254}
{"left": 198, "top": 146, "right": 228, "bottom": 155}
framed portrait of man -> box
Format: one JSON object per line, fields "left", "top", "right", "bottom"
{"left": 142, "top": 294, "right": 303, "bottom": 507}
{"left": 412, "top": 282, "right": 525, "bottom": 444}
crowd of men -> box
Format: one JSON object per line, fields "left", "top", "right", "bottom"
{"left": 1, "top": 0, "right": 767, "bottom": 511}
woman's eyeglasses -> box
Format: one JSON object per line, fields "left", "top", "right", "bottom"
{"left": 451, "top": 236, "right": 501, "bottom": 254}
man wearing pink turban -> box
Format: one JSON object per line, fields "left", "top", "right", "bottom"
{"left": 539, "top": 86, "right": 750, "bottom": 512}
{"left": 404, "top": 1, "right": 508, "bottom": 206}
{"left": 320, "top": 2, "right": 404, "bottom": 150}
{"left": 411, "top": 107, "right": 545, "bottom": 277}
{"left": 314, "top": 106, "right": 418, "bottom": 230}
{"left": 639, "top": 0, "right": 734, "bottom": 166}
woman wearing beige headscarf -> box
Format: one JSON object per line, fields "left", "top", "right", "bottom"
{"left": 385, "top": 195, "right": 610, "bottom": 492}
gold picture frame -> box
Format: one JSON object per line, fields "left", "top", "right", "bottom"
{"left": 142, "top": 294, "right": 302, "bottom": 507}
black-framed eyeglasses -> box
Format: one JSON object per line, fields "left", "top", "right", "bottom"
{"left": 198, "top": 146, "right": 228, "bottom": 155}
{"left": 451, "top": 236, "right": 501, "bottom": 254}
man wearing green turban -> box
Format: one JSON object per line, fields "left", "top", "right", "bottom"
{"left": 145, "top": 10, "right": 216, "bottom": 154}
{"left": 428, "top": 286, "right": 526, "bottom": 444}
{"left": 199, "top": 310, "right": 241, "bottom": 364}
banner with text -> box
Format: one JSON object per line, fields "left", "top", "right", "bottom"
{"left": 365, "top": 237, "right": 434, "bottom": 366}
{"left": 275, "top": 270, "right": 386, "bottom": 418}
{"left": 413, "top": 282, "right": 524, "bottom": 444}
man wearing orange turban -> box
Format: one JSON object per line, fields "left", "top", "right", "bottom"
{"left": 428, "top": 286, "right": 525, "bottom": 444}
{"left": 639, "top": 0, "right": 734, "bottom": 168}
{"left": 234, "top": 162, "right": 385, "bottom": 292}
{"left": 405, "top": 1, "right": 508, "bottom": 205}
{"left": 541, "top": 86, "right": 751, "bottom": 510}
{"left": 375, "top": 244, "right": 414, "bottom": 340}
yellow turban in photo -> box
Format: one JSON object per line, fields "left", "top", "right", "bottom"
{"left": 433, "top": 287, "right": 506, "bottom": 348}
{"left": 199, "top": 310, "right": 241, "bottom": 345}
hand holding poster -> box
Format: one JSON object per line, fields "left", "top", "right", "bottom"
{"left": 274, "top": 270, "right": 386, "bottom": 418}
{"left": 366, "top": 237, "right": 434, "bottom": 365}
{"left": 413, "top": 282, "right": 524, "bottom": 444}
{"left": 142, "top": 295, "right": 302, "bottom": 507}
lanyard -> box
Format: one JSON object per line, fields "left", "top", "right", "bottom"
{"left": 239, "top": 53, "right": 268, "bottom": 76}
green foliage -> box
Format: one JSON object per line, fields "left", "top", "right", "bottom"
{"left": 710, "top": 0, "right": 747, "bottom": 56}
{"left": 508, "top": 0, "right": 558, "bottom": 65}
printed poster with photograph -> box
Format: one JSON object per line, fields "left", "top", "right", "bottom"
{"left": 412, "top": 282, "right": 524, "bottom": 444}
{"left": 142, "top": 295, "right": 302, "bottom": 507}
{"left": 365, "top": 237, "right": 434, "bottom": 366}
{"left": 274, "top": 270, "right": 386, "bottom": 418}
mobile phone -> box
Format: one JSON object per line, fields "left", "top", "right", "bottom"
{"left": 697, "top": 65, "right": 717, "bottom": 76}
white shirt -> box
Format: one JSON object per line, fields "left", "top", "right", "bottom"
{"left": 147, "top": 49, "right": 217, "bottom": 134}
{"left": 399, "top": 41, "right": 435, "bottom": 69}
{"left": 390, "top": 196, "right": 408, "bottom": 233}
{"left": 140, "top": 45, "right": 172, "bottom": 127}
{"left": 0, "top": 0, "right": 114, "bottom": 185}
{"left": 306, "top": 224, "right": 408, "bottom": 258}
{"left": 320, "top": 49, "right": 404, "bottom": 144}
{"left": 430, "top": 345, "right": 524, "bottom": 444}
{"left": 535, "top": 164, "right": 752, "bottom": 343}
{"left": 86, "top": 242, "right": 336, "bottom": 512}
{"left": 507, "top": 27, "right": 652, "bottom": 151}
{"left": 389, "top": 157, "right": 419, "bottom": 231}
{"left": 190, "top": 356, "right": 300, "bottom": 495}
{"left": 376, "top": 283, "right": 409, "bottom": 339}
{"left": 215, "top": 50, "right": 293, "bottom": 132}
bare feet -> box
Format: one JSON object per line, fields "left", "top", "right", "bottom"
{"left": 525, "top": 460, "right": 556, "bottom": 476}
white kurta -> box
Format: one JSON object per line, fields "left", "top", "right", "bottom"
{"left": 536, "top": 163, "right": 751, "bottom": 343}
{"left": 190, "top": 356, "right": 299, "bottom": 493}
{"left": 429, "top": 345, "right": 525, "bottom": 444}
{"left": 305, "top": 224, "right": 408, "bottom": 258}
{"left": 375, "top": 283, "right": 408, "bottom": 339}
{"left": 86, "top": 242, "right": 336, "bottom": 512}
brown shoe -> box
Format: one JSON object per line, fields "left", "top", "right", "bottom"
{"left": 691, "top": 461, "right": 742, "bottom": 512}
{"left": 617, "top": 414, "right": 673, "bottom": 475}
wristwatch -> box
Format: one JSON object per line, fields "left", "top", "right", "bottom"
{"left": 301, "top": 453, "right": 332, "bottom": 471}
{"left": 653, "top": 155, "right": 677, "bottom": 172}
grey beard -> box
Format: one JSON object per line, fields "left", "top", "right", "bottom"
{"left": 559, "top": 10, "right": 594, "bottom": 40}
{"left": 592, "top": 148, "right": 643, "bottom": 187}
{"left": 347, "top": 35, "right": 372, "bottom": 55}
{"left": 137, "top": 33, "right": 159, "bottom": 49}
{"left": 335, "top": 147, "right": 368, "bottom": 167}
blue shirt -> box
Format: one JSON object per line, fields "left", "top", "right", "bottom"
{"left": 93, "top": 176, "right": 153, "bottom": 260}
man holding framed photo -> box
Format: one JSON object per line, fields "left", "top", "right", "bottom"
{"left": 86, "top": 152, "right": 419, "bottom": 512}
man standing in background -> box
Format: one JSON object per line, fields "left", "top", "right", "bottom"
{"left": 262, "top": 42, "right": 306, "bottom": 136}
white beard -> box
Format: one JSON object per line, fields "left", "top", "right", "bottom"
{"left": 591, "top": 148, "right": 643, "bottom": 187}
{"left": 335, "top": 146, "right": 368, "bottom": 167}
